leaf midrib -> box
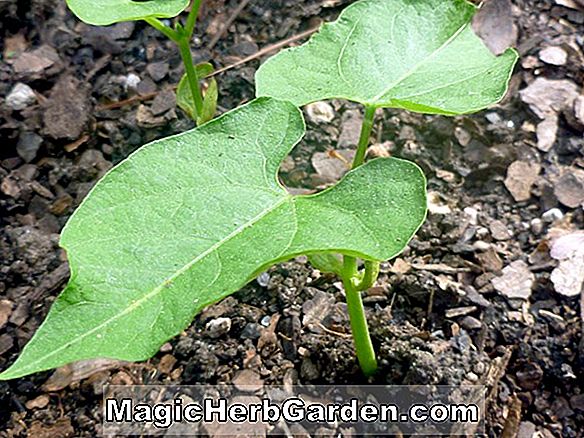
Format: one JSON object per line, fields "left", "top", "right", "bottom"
{"left": 369, "top": 22, "right": 470, "bottom": 104}
{"left": 15, "top": 193, "right": 291, "bottom": 374}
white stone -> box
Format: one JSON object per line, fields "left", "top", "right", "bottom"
{"left": 463, "top": 207, "right": 479, "bottom": 225}
{"left": 539, "top": 46, "right": 568, "bottom": 66}
{"left": 6, "top": 83, "right": 36, "bottom": 110}
{"left": 305, "top": 101, "right": 335, "bottom": 124}
{"left": 124, "top": 73, "right": 141, "bottom": 90}
{"left": 541, "top": 208, "right": 564, "bottom": 223}
{"left": 492, "top": 260, "right": 535, "bottom": 300}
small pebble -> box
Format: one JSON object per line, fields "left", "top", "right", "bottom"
{"left": 6, "top": 83, "right": 37, "bottom": 110}
{"left": 518, "top": 422, "right": 537, "bottom": 438}
{"left": 492, "top": 260, "right": 534, "bottom": 300}
{"left": 305, "top": 101, "right": 335, "bottom": 124}
{"left": 124, "top": 73, "right": 141, "bottom": 90}
{"left": 474, "top": 362, "right": 486, "bottom": 375}
{"left": 16, "top": 132, "right": 42, "bottom": 163}
{"left": 460, "top": 316, "right": 482, "bottom": 330}
{"left": 489, "top": 220, "right": 511, "bottom": 241}
{"left": 0, "top": 300, "right": 13, "bottom": 330}
{"left": 473, "top": 241, "right": 491, "bottom": 251}
{"left": 454, "top": 126, "right": 471, "bottom": 146}
{"left": 205, "top": 317, "right": 231, "bottom": 338}
{"left": 466, "top": 372, "right": 479, "bottom": 382}
{"left": 240, "top": 323, "right": 261, "bottom": 339}
{"left": 232, "top": 369, "right": 264, "bottom": 392}
{"left": 485, "top": 112, "right": 502, "bottom": 124}
{"left": 159, "top": 342, "right": 173, "bottom": 353}
{"left": 146, "top": 61, "right": 169, "bottom": 82}
{"left": 445, "top": 306, "right": 477, "bottom": 318}
{"left": 539, "top": 46, "right": 568, "bottom": 66}
{"left": 542, "top": 208, "right": 563, "bottom": 223}
{"left": 530, "top": 218, "right": 543, "bottom": 235}
{"left": 25, "top": 394, "right": 50, "bottom": 410}
{"left": 158, "top": 354, "right": 177, "bottom": 374}
{"left": 256, "top": 272, "right": 270, "bottom": 287}
{"left": 554, "top": 170, "right": 584, "bottom": 208}
{"left": 463, "top": 207, "right": 479, "bottom": 225}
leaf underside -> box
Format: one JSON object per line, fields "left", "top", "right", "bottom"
{"left": 0, "top": 98, "right": 426, "bottom": 379}
{"left": 255, "top": 0, "right": 518, "bottom": 114}
{"left": 66, "top": 0, "right": 189, "bottom": 26}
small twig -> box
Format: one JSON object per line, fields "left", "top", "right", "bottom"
{"left": 96, "top": 91, "right": 162, "bottom": 110}
{"left": 208, "top": 0, "right": 252, "bottom": 49}
{"left": 64, "top": 134, "right": 90, "bottom": 153}
{"left": 317, "top": 322, "right": 352, "bottom": 339}
{"left": 209, "top": 26, "right": 319, "bottom": 77}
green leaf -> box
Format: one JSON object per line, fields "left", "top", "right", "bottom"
{"left": 177, "top": 63, "right": 216, "bottom": 122}
{"left": 197, "top": 78, "right": 218, "bottom": 125}
{"left": 256, "top": 0, "right": 518, "bottom": 115}
{"left": 308, "top": 253, "right": 344, "bottom": 276}
{"left": 193, "top": 62, "right": 215, "bottom": 79}
{"left": 0, "top": 97, "right": 426, "bottom": 380}
{"left": 66, "top": 0, "right": 189, "bottom": 26}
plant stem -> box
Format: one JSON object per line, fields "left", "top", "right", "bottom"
{"left": 352, "top": 105, "right": 376, "bottom": 168}
{"left": 342, "top": 256, "right": 377, "bottom": 376}
{"left": 177, "top": 35, "right": 204, "bottom": 120}
{"left": 144, "top": 17, "right": 179, "bottom": 42}
{"left": 355, "top": 260, "right": 380, "bottom": 291}
{"left": 145, "top": 2, "right": 205, "bottom": 123}
{"left": 185, "top": 0, "right": 203, "bottom": 39}
{"left": 341, "top": 103, "right": 379, "bottom": 376}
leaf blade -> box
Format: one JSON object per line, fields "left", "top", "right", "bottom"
{"left": 255, "top": 0, "right": 518, "bottom": 114}
{"left": 66, "top": 0, "right": 189, "bottom": 26}
{"left": 0, "top": 98, "right": 426, "bottom": 380}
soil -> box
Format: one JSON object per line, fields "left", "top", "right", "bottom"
{"left": 1, "top": 0, "right": 583, "bottom": 437}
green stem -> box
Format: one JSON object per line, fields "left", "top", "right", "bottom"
{"left": 145, "top": 3, "right": 205, "bottom": 124}
{"left": 177, "top": 35, "right": 204, "bottom": 120}
{"left": 352, "top": 105, "right": 376, "bottom": 168}
{"left": 341, "top": 104, "right": 379, "bottom": 376}
{"left": 144, "top": 17, "right": 179, "bottom": 42}
{"left": 185, "top": 0, "right": 203, "bottom": 38}
{"left": 341, "top": 257, "right": 377, "bottom": 376}
{"left": 355, "top": 261, "right": 380, "bottom": 291}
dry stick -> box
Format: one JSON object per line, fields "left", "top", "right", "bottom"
{"left": 208, "top": 0, "right": 252, "bottom": 49}
{"left": 96, "top": 27, "right": 318, "bottom": 111}
{"left": 208, "top": 26, "right": 318, "bottom": 77}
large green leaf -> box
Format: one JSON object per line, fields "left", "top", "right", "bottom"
{"left": 255, "top": 0, "right": 518, "bottom": 115}
{"left": 66, "top": 0, "right": 189, "bottom": 26}
{"left": 0, "top": 98, "right": 426, "bottom": 380}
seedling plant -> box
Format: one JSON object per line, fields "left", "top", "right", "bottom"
{"left": 66, "top": 0, "right": 217, "bottom": 124}
{"left": 0, "top": 0, "right": 517, "bottom": 380}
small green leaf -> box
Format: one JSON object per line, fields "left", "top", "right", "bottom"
{"left": 177, "top": 74, "right": 196, "bottom": 120}
{"left": 0, "top": 97, "right": 426, "bottom": 380}
{"left": 308, "top": 253, "right": 344, "bottom": 276}
{"left": 177, "top": 63, "right": 216, "bottom": 122}
{"left": 66, "top": 0, "right": 189, "bottom": 26}
{"left": 197, "top": 78, "right": 218, "bottom": 125}
{"left": 256, "top": 0, "right": 518, "bottom": 115}
{"left": 193, "top": 62, "right": 214, "bottom": 78}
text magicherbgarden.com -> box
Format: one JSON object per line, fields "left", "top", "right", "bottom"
{"left": 105, "top": 397, "right": 480, "bottom": 428}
